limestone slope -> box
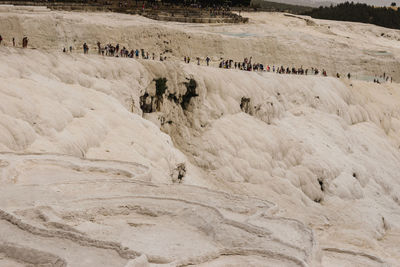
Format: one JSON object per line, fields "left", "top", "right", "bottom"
{"left": 0, "top": 46, "right": 399, "bottom": 266}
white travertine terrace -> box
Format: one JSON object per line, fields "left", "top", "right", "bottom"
{"left": 0, "top": 6, "right": 399, "bottom": 266}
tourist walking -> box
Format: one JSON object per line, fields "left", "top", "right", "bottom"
{"left": 97, "top": 41, "right": 101, "bottom": 54}
{"left": 22, "top": 36, "right": 28, "bottom": 48}
{"left": 83, "top": 43, "right": 89, "bottom": 54}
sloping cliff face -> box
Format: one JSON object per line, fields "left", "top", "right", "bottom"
{"left": 141, "top": 60, "right": 400, "bottom": 266}
{"left": 0, "top": 46, "right": 399, "bottom": 266}
{"left": 1, "top": 6, "right": 400, "bottom": 266}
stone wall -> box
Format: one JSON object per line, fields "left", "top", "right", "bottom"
{"left": 0, "top": 1, "right": 248, "bottom": 23}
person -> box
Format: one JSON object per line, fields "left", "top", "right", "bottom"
{"left": 197, "top": 57, "right": 200, "bottom": 65}
{"left": 12, "top": 37, "right": 15, "bottom": 47}
{"left": 206, "top": 56, "right": 210, "bottom": 66}
{"left": 69, "top": 46, "right": 72, "bottom": 53}
{"left": 336, "top": 73, "right": 340, "bottom": 78}
{"left": 22, "top": 36, "right": 28, "bottom": 48}
{"left": 347, "top": 73, "right": 351, "bottom": 79}
{"left": 0, "top": 35, "right": 2, "bottom": 45}
{"left": 63, "top": 47, "right": 66, "bottom": 53}
{"left": 83, "top": 43, "right": 88, "bottom": 54}
{"left": 97, "top": 41, "right": 101, "bottom": 54}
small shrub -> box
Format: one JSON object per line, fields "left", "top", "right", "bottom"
{"left": 140, "top": 92, "right": 154, "bottom": 113}
{"left": 168, "top": 93, "right": 179, "bottom": 104}
{"left": 171, "top": 163, "right": 186, "bottom": 183}
{"left": 181, "top": 78, "right": 198, "bottom": 110}
{"left": 154, "top": 77, "right": 168, "bottom": 98}
{"left": 318, "top": 178, "right": 325, "bottom": 192}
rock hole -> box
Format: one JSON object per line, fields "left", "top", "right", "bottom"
{"left": 318, "top": 178, "right": 324, "bottom": 192}
{"left": 314, "top": 198, "right": 322, "bottom": 203}
{"left": 240, "top": 97, "right": 251, "bottom": 113}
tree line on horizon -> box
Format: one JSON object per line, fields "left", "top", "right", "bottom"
{"left": 0, "top": 0, "right": 251, "bottom": 7}
{"left": 250, "top": 0, "right": 312, "bottom": 14}
{"left": 158, "top": 0, "right": 251, "bottom": 7}
{"left": 303, "top": 2, "right": 400, "bottom": 30}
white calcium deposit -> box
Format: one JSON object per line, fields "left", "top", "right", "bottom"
{"left": 0, "top": 6, "right": 399, "bottom": 267}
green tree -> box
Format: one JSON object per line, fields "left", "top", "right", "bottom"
{"left": 303, "top": 2, "right": 400, "bottom": 30}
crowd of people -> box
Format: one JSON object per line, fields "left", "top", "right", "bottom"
{"left": 72, "top": 42, "right": 169, "bottom": 61}
{"left": 54, "top": 40, "right": 393, "bottom": 84}
{"left": 216, "top": 57, "right": 330, "bottom": 76}
{"left": 204, "top": 56, "right": 394, "bottom": 82}
{"left": 0, "top": 35, "right": 394, "bottom": 83}
{"left": 0, "top": 35, "right": 28, "bottom": 48}
{"left": 0, "top": 32, "right": 396, "bottom": 84}
{"left": 373, "top": 72, "right": 393, "bottom": 83}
